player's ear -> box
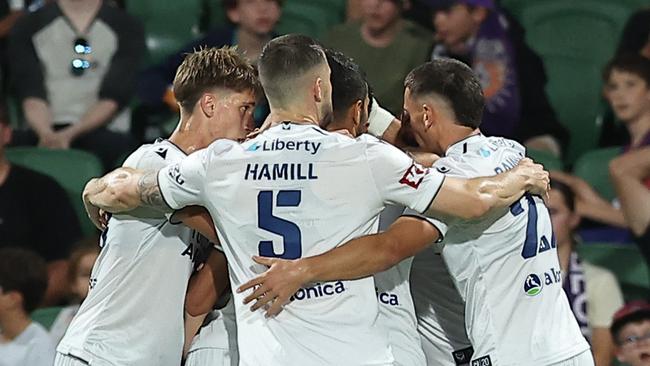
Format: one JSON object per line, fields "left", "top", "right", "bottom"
{"left": 352, "top": 99, "right": 363, "bottom": 127}
{"left": 422, "top": 103, "right": 435, "bottom": 130}
{"left": 314, "top": 77, "right": 323, "bottom": 103}
{"left": 200, "top": 93, "right": 216, "bottom": 118}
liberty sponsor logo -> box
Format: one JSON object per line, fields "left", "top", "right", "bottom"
{"left": 290, "top": 281, "right": 346, "bottom": 302}
{"left": 246, "top": 139, "right": 321, "bottom": 155}
{"left": 524, "top": 267, "right": 562, "bottom": 296}
{"left": 399, "top": 162, "right": 429, "bottom": 188}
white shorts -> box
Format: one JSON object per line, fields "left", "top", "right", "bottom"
{"left": 54, "top": 353, "right": 89, "bottom": 366}
{"left": 548, "top": 350, "right": 595, "bottom": 366}
{"left": 185, "top": 348, "right": 230, "bottom": 366}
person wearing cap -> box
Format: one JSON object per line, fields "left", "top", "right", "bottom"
{"left": 325, "top": 0, "right": 433, "bottom": 117}
{"left": 423, "top": 0, "right": 569, "bottom": 157}
{"left": 611, "top": 301, "right": 650, "bottom": 366}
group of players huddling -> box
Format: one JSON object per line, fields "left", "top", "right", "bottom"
{"left": 53, "top": 34, "right": 593, "bottom": 366}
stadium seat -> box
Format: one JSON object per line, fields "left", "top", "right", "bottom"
{"left": 276, "top": 0, "right": 346, "bottom": 39}
{"left": 527, "top": 148, "right": 564, "bottom": 171}
{"left": 127, "top": 0, "right": 203, "bottom": 65}
{"left": 577, "top": 242, "right": 650, "bottom": 301}
{"left": 573, "top": 146, "right": 622, "bottom": 202}
{"left": 31, "top": 306, "right": 63, "bottom": 330}
{"left": 5, "top": 147, "right": 104, "bottom": 236}
{"left": 517, "top": 1, "right": 633, "bottom": 162}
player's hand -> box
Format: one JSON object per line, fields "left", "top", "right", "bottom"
{"left": 83, "top": 179, "right": 108, "bottom": 230}
{"left": 84, "top": 167, "right": 140, "bottom": 213}
{"left": 516, "top": 158, "right": 550, "bottom": 198}
{"left": 237, "top": 256, "right": 309, "bottom": 317}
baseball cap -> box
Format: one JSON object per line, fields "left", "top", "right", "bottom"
{"left": 611, "top": 301, "right": 650, "bottom": 340}
{"left": 419, "top": 0, "right": 495, "bottom": 11}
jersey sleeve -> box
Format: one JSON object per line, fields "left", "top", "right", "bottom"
{"left": 158, "top": 148, "right": 209, "bottom": 210}
{"left": 364, "top": 136, "right": 445, "bottom": 213}
{"left": 401, "top": 207, "right": 447, "bottom": 242}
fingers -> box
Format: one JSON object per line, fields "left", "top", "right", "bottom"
{"left": 266, "top": 297, "right": 287, "bottom": 317}
{"left": 250, "top": 291, "right": 277, "bottom": 312}
{"left": 243, "top": 283, "right": 268, "bottom": 304}
{"left": 238, "top": 276, "right": 265, "bottom": 294}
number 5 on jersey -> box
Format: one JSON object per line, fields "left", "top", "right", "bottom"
{"left": 257, "top": 190, "right": 302, "bottom": 259}
{"left": 510, "top": 194, "right": 556, "bottom": 259}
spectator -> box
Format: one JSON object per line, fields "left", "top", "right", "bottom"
{"left": 49, "top": 239, "right": 99, "bottom": 344}
{"left": 422, "top": 0, "right": 568, "bottom": 156}
{"left": 325, "top": 0, "right": 433, "bottom": 116}
{"left": 136, "top": 0, "right": 282, "bottom": 138}
{"left": 610, "top": 147, "right": 650, "bottom": 267}
{"left": 552, "top": 54, "right": 650, "bottom": 238}
{"left": 600, "top": 8, "right": 650, "bottom": 148}
{"left": 0, "top": 102, "right": 82, "bottom": 305}
{"left": 550, "top": 180, "right": 624, "bottom": 366}
{"left": 0, "top": 247, "right": 55, "bottom": 366}
{"left": 8, "top": 0, "right": 144, "bottom": 170}
{"left": 610, "top": 301, "right": 650, "bottom": 366}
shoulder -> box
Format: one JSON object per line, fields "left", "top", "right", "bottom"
{"left": 98, "top": 3, "right": 143, "bottom": 33}
{"left": 11, "top": 2, "right": 59, "bottom": 36}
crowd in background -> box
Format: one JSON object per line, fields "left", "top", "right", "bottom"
{"left": 0, "top": 0, "right": 649, "bottom": 365}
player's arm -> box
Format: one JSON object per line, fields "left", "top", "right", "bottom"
{"left": 172, "top": 206, "right": 219, "bottom": 243}
{"left": 186, "top": 249, "right": 230, "bottom": 316}
{"left": 424, "top": 158, "right": 549, "bottom": 220}
{"left": 83, "top": 167, "right": 169, "bottom": 213}
{"left": 238, "top": 216, "right": 440, "bottom": 316}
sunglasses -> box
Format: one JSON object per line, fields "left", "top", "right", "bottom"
{"left": 71, "top": 37, "right": 92, "bottom": 77}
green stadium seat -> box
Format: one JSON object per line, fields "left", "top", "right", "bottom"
{"left": 527, "top": 148, "right": 564, "bottom": 171}
{"left": 127, "top": 0, "right": 203, "bottom": 65}
{"left": 573, "top": 146, "right": 622, "bottom": 202}
{"left": 517, "top": 1, "right": 633, "bottom": 162}
{"left": 276, "top": 0, "right": 346, "bottom": 39}
{"left": 31, "top": 306, "right": 63, "bottom": 330}
{"left": 5, "top": 147, "right": 104, "bottom": 236}
{"left": 577, "top": 242, "right": 650, "bottom": 301}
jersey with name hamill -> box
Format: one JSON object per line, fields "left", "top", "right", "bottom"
{"left": 157, "top": 122, "right": 445, "bottom": 366}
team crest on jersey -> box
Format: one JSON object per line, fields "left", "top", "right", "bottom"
{"left": 399, "top": 162, "right": 429, "bottom": 188}
{"left": 523, "top": 274, "right": 543, "bottom": 296}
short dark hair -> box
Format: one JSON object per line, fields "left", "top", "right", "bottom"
{"left": 404, "top": 58, "right": 484, "bottom": 129}
{"left": 173, "top": 46, "right": 261, "bottom": 114}
{"left": 222, "top": 0, "right": 283, "bottom": 11}
{"left": 258, "top": 34, "right": 327, "bottom": 107}
{"left": 611, "top": 310, "right": 650, "bottom": 344}
{"left": 550, "top": 179, "right": 575, "bottom": 212}
{"left": 325, "top": 49, "right": 368, "bottom": 121}
{"left": 603, "top": 53, "right": 650, "bottom": 86}
{"left": 0, "top": 248, "right": 47, "bottom": 313}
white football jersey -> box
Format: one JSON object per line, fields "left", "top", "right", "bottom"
{"left": 57, "top": 140, "right": 201, "bottom": 366}
{"left": 409, "top": 242, "right": 473, "bottom": 366}
{"left": 157, "top": 122, "right": 445, "bottom": 366}
{"left": 425, "top": 134, "right": 590, "bottom": 366}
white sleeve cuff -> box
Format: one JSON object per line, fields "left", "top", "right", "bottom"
{"left": 368, "top": 99, "right": 396, "bottom": 138}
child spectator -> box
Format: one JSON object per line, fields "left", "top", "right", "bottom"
{"left": 423, "top": 0, "right": 568, "bottom": 156}
{"left": 550, "top": 180, "right": 624, "bottom": 366}
{"left": 49, "top": 240, "right": 99, "bottom": 344}
{"left": 0, "top": 247, "right": 55, "bottom": 366}
{"left": 611, "top": 301, "right": 650, "bottom": 366}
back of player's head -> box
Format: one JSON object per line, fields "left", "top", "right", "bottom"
{"left": 404, "top": 58, "right": 484, "bottom": 129}
{"left": 550, "top": 179, "right": 575, "bottom": 212}
{"left": 258, "top": 34, "right": 328, "bottom": 108}
{"left": 325, "top": 49, "right": 368, "bottom": 121}
{"left": 173, "top": 46, "right": 261, "bottom": 114}
{"left": 0, "top": 247, "right": 47, "bottom": 313}
{"left": 603, "top": 53, "right": 650, "bottom": 86}
{"left": 611, "top": 301, "right": 650, "bottom": 344}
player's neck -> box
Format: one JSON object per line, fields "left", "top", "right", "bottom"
{"left": 626, "top": 112, "right": 650, "bottom": 148}
{"left": 0, "top": 310, "right": 30, "bottom": 342}
{"left": 266, "top": 109, "right": 320, "bottom": 128}
{"left": 440, "top": 127, "right": 480, "bottom": 154}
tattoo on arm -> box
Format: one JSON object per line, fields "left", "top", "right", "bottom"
{"left": 137, "top": 171, "right": 169, "bottom": 211}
